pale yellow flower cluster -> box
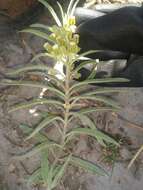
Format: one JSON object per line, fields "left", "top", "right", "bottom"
{"left": 44, "top": 16, "right": 80, "bottom": 63}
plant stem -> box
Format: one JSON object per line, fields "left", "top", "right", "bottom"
{"left": 62, "top": 63, "right": 71, "bottom": 145}
{"left": 50, "top": 63, "right": 72, "bottom": 171}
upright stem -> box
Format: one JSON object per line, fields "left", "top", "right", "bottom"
{"left": 62, "top": 63, "right": 71, "bottom": 145}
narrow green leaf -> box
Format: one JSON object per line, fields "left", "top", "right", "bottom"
{"left": 6, "top": 64, "right": 50, "bottom": 76}
{"left": 70, "top": 156, "right": 107, "bottom": 175}
{"left": 20, "top": 124, "right": 48, "bottom": 142}
{"left": 30, "top": 23, "right": 50, "bottom": 31}
{"left": 51, "top": 155, "right": 71, "bottom": 189}
{"left": 18, "top": 70, "right": 65, "bottom": 90}
{"left": 39, "top": 0, "right": 62, "bottom": 26}
{"left": 26, "top": 116, "right": 64, "bottom": 140}
{"left": 67, "top": 128, "right": 119, "bottom": 146}
{"left": 95, "top": 130, "right": 119, "bottom": 146}
{"left": 41, "top": 150, "right": 49, "bottom": 185}
{"left": 74, "top": 107, "right": 118, "bottom": 115}
{"left": 31, "top": 53, "right": 52, "bottom": 62}
{"left": 57, "top": 2, "right": 64, "bottom": 23}
{"left": 70, "top": 78, "right": 129, "bottom": 94}
{"left": 70, "top": 0, "right": 80, "bottom": 16}
{"left": 93, "top": 96, "right": 120, "bottom": 108}
{"left": 0, "top": 79, "right": 65, "bottom": 99}
{"left": 13, "top": 142, "right": 50, "bottom": 160}
{"left": 46, "top": 164, "right": 62, "bottom": 190}
{"left": 87, "top": 65, "right": 97, "bottom": 79}
{"left": 0, "top": 79, "right": 47, "bottom": 88}
{"left": 78, "top": 50, "right": 99, "bottom": 60}
{"left": 9, "top": 98, "right": 64, "bottom": 113}
{"left": 67, "top": 0, "right": 75, "bottom": 16}
{"left": 48, "top": 165, "right": 55, "bottom": 189}
{"left": 21, "top": 28, "right": 51, "bottom": 41}
{"left": 71, "top": 95, "right": 120, "bottom": 109}
{"left": 82, "top": 88, "right": 126, "bottom": 96}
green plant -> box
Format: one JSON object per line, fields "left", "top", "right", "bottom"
{"left": 0, "top": 0, "right": 129, "bottom": 189}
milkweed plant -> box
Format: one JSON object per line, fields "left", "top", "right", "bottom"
{"left": 0, "top": 0, "right": 128, "bottom": 189}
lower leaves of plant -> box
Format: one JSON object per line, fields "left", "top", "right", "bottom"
{"left": 0, "top": 0, "right": 129, "bottom": 189}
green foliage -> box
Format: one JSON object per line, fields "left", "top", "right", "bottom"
{"left": 0, "top": 0, "right": 129, "bottom": 189}
{"left": 70, "top": 156, "right": 108, "bottom": 176}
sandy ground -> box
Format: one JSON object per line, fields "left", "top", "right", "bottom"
{"left": 0, "top": 1, "right": 143, "bottom": 190}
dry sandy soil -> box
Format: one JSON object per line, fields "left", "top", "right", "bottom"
{"left": 0, "top": 0, "right": 143, "bottom": 190}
